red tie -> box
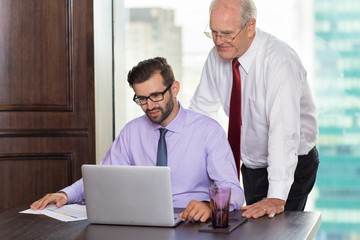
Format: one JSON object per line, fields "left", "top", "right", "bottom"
{"left": 228, "top": 58, "right": 241, "bottom": 178}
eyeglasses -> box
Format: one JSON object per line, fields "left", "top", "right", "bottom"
{"left": 204, "top": 20, "right": 249, "bottom": 43}
{"left": 133, "top": 83, "right": 173, "bottom": 106}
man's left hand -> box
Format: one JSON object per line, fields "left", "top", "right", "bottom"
{"left": 178, "top": 200, "right": 211, "bottom": 222}
{"left": 241, "top": 198, "right": 285, "bottom": 219}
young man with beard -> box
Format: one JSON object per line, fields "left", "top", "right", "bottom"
{"left": 31, "top": 57, "right": 244, "bottom": 223}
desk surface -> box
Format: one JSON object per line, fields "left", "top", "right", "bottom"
{"left": 0, "top": 205, "right": 321, "bottom": 240}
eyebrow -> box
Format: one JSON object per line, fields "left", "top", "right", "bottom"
{"left": 210, "top": 28, "right": 234, "bottom": 34}
{"left": 136, "top": 90, "right": 163, "bottom": 98}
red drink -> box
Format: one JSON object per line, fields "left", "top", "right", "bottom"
{"left": 209, "top": 187, "right": 231, "bottom": 228}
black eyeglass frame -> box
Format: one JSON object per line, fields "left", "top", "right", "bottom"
{"left": 133, "top": 83, "right": 174, "bottom": 106}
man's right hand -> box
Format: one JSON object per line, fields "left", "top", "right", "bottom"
{"left": 30, "top": 192, "right": 68, "bottom": 210}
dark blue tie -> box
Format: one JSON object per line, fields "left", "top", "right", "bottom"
{"left": 156, "top": 128, "right": 168, "bottom": 166}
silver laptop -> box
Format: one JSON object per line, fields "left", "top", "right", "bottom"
{"left": 82, "top": 164, "right": 183, "bottom": 227}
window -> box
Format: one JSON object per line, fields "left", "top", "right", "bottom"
{"left": 111, "top": 0, "right": 360, "bottom": 238}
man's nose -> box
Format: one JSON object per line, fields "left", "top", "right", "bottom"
{"left": 214, "top": 35, "right": 225, "bottom": 45}
{"left": 146, "top": 98, "right": 156, "bottom": 109}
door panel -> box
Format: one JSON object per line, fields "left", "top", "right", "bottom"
{"left": 0, "top": 0, "right": 95, "bottom": 211}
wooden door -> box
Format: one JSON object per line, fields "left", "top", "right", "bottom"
{"left": 0, "top": 0, "right": 95, "bottom": 211}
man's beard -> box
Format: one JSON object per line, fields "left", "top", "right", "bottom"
{"left": 145, "top": 98, "right": 174, "bottom": 124}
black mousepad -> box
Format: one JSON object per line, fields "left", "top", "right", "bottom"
{"left": 199, "top": 217, "right": 247, "bottom": 233}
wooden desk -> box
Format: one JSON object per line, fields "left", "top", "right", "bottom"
{"left": 0, "top": 205, "right": 321, "bottom": 240}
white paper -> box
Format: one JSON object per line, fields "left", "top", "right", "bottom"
{"left": 20, "top": 204, "right": 87, "bottom": 222}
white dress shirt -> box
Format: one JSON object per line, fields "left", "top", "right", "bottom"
{"left": 190, "top": 28, "right": 318, "bottom": 201}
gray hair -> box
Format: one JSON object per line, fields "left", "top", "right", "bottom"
{"left": 210, "top": 0, "right": 257, "bottom": 26}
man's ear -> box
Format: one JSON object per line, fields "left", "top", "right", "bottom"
{"left": 247, "top": 18, "right": 256, "bottom": 39}
{"left": 171, "top": 81, "right": 180, "bottom": 97}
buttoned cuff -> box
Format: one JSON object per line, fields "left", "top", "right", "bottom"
{"left": 267, "top": 179, "right": 292, "bottom": 201}
{"left": 58, "top": 179, "right": 85, "bottom": 204}
{"left": 59, "top": 186, "right": 77, "bottom": 204}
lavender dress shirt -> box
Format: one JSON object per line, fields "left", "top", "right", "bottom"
{"left": 61, "top": 103, "right": 244, "bottom": 210}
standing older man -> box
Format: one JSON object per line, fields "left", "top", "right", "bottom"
{"left": 190, "top": 0, "right": 319, "bottom": 218}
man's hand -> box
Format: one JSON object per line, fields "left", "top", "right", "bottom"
{"left": 30, "top": 192, "right": 68, "bottom": 210}
{"left": 241, "top": 198, "right": 285, "bottom": 219}
{"left": 178, "top": 200, "right": 211, "bottom": 222}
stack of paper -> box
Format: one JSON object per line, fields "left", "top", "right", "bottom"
{"left": 20, "top": 204, "right": 87, "bottom": 222}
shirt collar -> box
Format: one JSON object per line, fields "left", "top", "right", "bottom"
{"left": 238, "top": 28, "right": 260, "bottom": 74}
{"left": 151, "top": 101, "right": 186, "bottom": 134}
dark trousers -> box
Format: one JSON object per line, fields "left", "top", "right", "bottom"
{"left": 241, "top": 147, "right": 319, "bottom": 211}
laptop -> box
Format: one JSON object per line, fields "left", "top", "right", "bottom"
{"left": 82, "top": 164, "right": 183, "bottom": 227}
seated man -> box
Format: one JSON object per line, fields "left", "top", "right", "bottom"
{"left": 31, "top": 57, "right": 244, "bottom": 222}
